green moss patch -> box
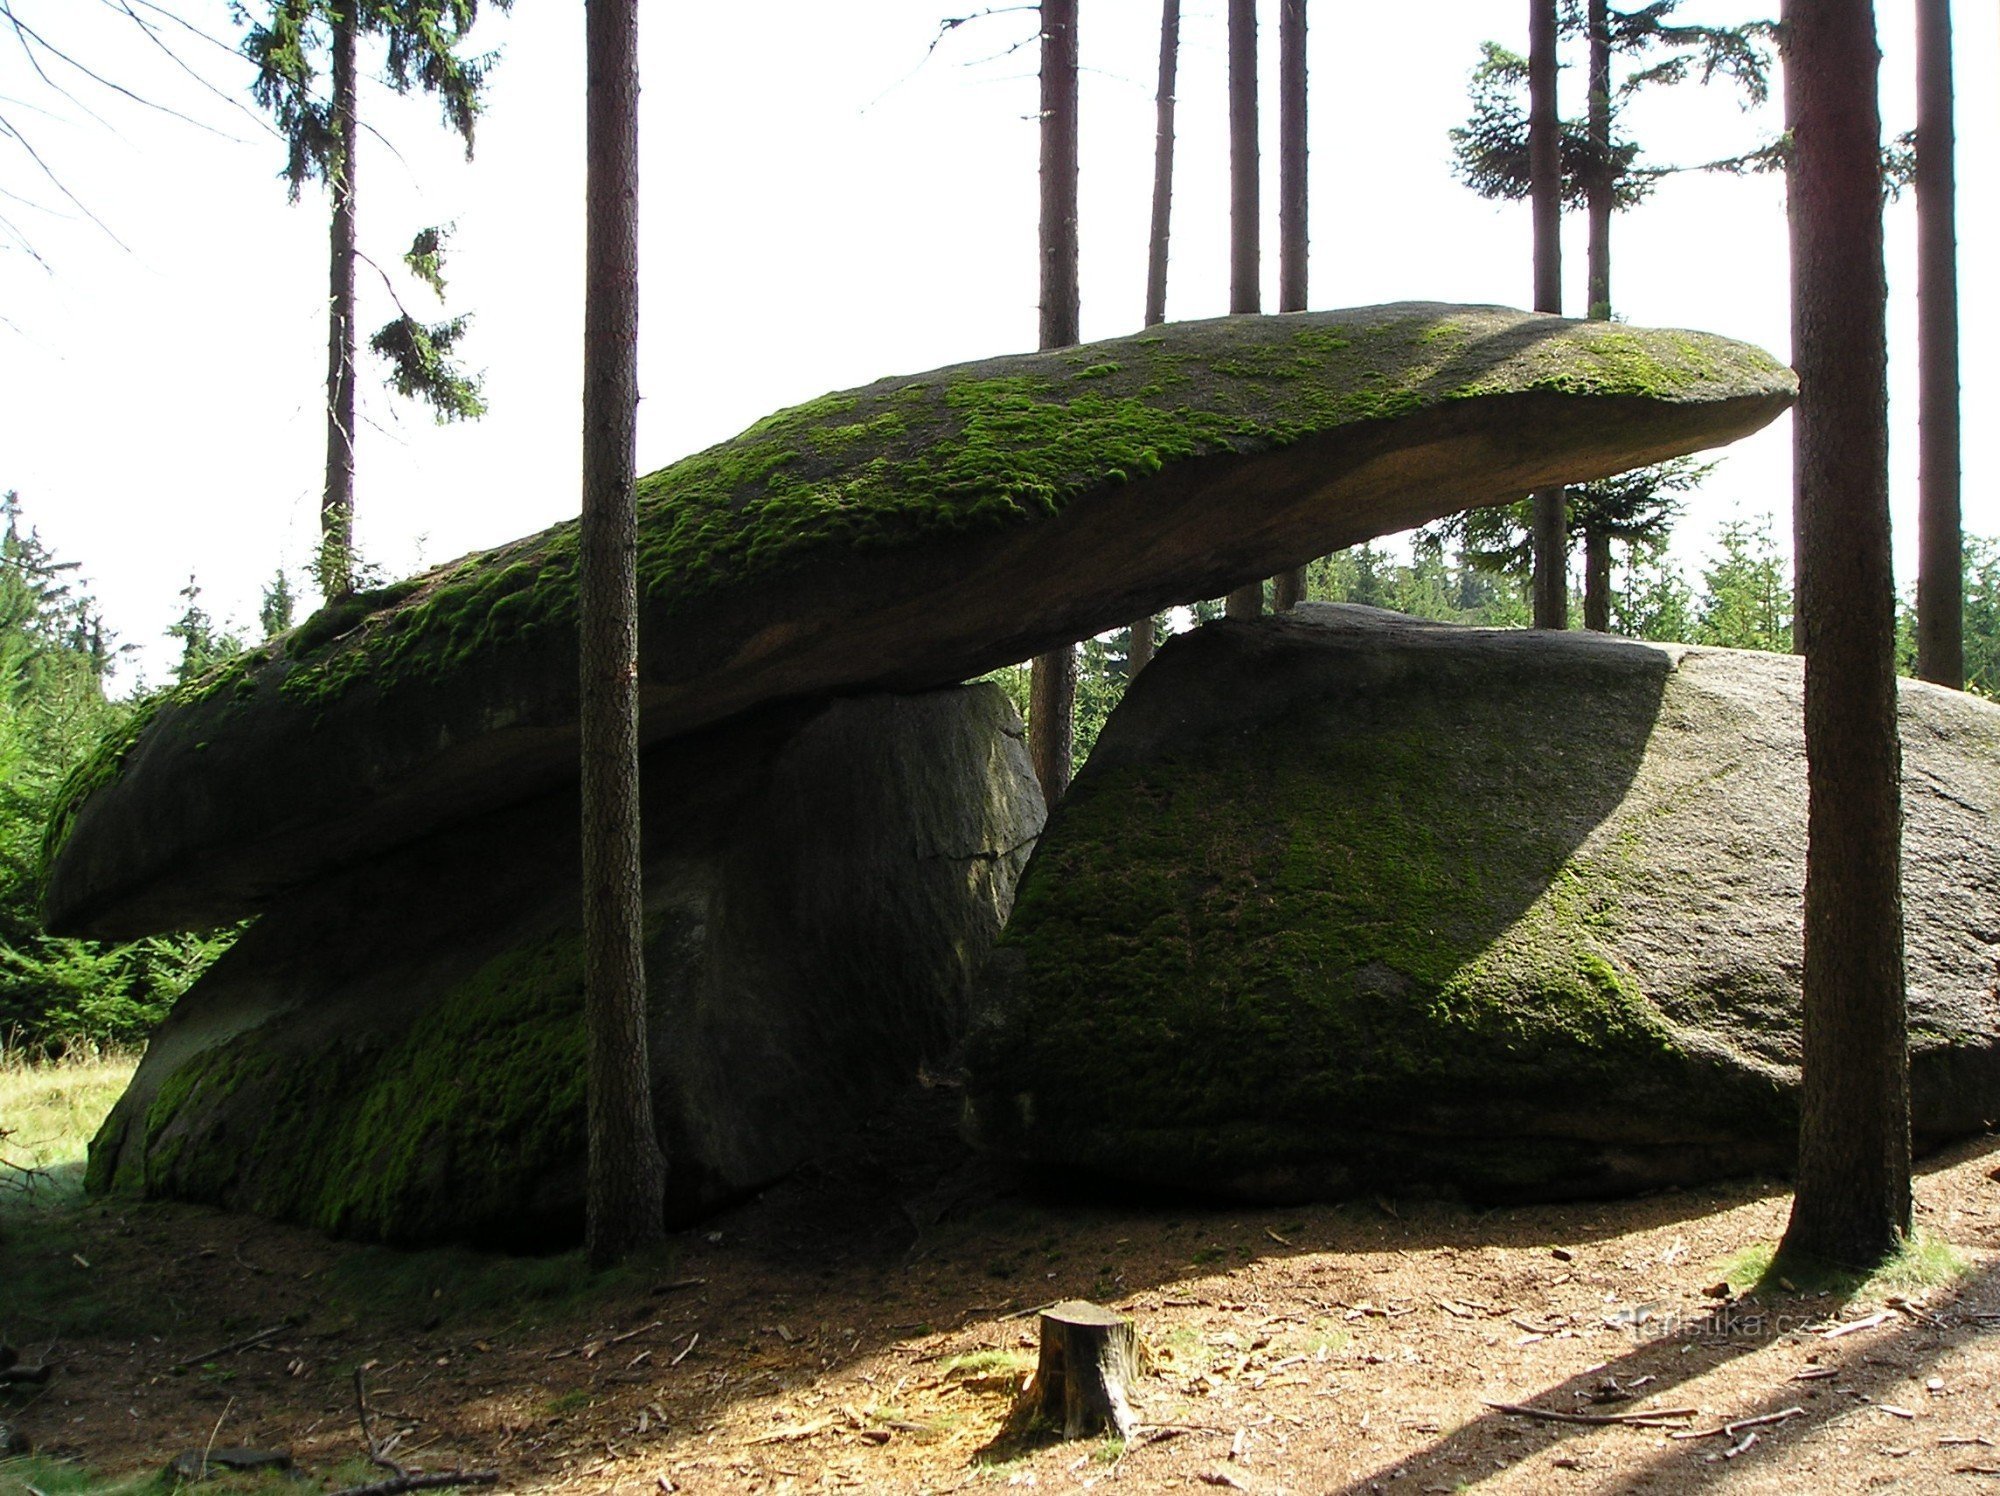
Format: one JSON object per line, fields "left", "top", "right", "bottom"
{"left": 127, "top": 931, "right": 588, "bottom": 1245}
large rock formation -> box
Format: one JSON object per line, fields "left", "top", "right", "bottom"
{"left": 46, "top": 305, "right": 1792, "bottom": 938}
{"left": 962, "top": 607, "right": 2000, "bottom": 1201}
{"left": 88, "top": 686, "right": 1042, "bottom": 1246}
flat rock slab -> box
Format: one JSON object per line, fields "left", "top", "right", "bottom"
{"left": 961, "top": 605, "right": 2000, "bottom": 1202}
{"left": 47, "top": 303, "right": 1791, "bottom": 937}
{"left": 88, "top": 685, "right": 1042, "bottom": 1245}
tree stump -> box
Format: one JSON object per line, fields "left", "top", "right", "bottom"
{"left": 1031, "top": 1299, "right": 1141, "bottom": 1440}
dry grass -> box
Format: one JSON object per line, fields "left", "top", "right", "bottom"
{"left": 0, "top": 1046, "right": 135, "bottom": 1195}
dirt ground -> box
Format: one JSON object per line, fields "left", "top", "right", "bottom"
{"left": 4, "top": 1087, "right": 1998, "bottom": 1496}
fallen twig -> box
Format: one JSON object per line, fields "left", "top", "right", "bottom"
{"left": 170, "top": 1322, "right": 292, "bottom": 1373}
{"left": 608, "top": 1320, "right": 664, "bottom": 1347}
{"left": 1672, "top": 1406, "right": 1806, "bottom": 1441}
{"left": 1001, "top": 1300, "right": 1060, "bottom": 1322}
{"left": 1823, "top": 1311, "right": 1894, "bottom": 1339}
{"left": 340, "top": 1368, "right": 497, "bottom": 1496}
{"left": 669, "top": 1332, "right": 700, "bottom": 1368}
{"left": 1484, "top": 1400, "right": 1698, "bottom": 1428}
{"left": 326, "top": 1474, "right": 499, "bottom": 1496}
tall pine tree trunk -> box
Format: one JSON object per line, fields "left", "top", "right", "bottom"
{"left": 1271, "top": 0, "right": 1309, "bottom": 614}
{"left": 1578, "top": 0, "right": 1613, "bottom": 630}
{"left": 1586, "top": 0, "right": 1611, "bottom": 324}
{"left": 1528, "top": 0, "right": 1567, "bottom": 630}
{"left": 1223, "top": 0, "right": 1263, "bottom": 622}
{"left": 1915, "top": 0, "right": 1962, "bottom": 687}
{"left": 320, "top": 7, "right": 359, "bottom": 599}
{"left": 1028, "top": 0, "right": 1080, "bottom": 807}
{"left": 1128, "top": 0, "right": 1179, "bottom": 679}
{"left": 1777, "top": 0, "right": 1912, "bottom": 1272}
{"left": 580, "top": 0, "right": 666, "bottom": 1268}
{"left": 1143, "top": 0, "right": 1179, "bottom": 332}
{"left": 1583, "top": 530, "right": 1611, "bottom": 631}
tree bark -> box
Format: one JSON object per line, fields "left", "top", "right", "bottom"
{"left": 320, "top": 6, "right": 359, "bottom": 599}
{"left": 1028, "top": 644, "right": 1075, "bottom": 810}
{"left": 1223, "top": 0, "right": 1263, "bottom": 620}
{"left": 1126, "top": 618, "right": 1154, "bottom": 677}
{"left": 1587, "top": 0, "right": 1611, "bottom": 322}
{"left": 1271, "top": 0, "right": 1308, "bottom": 613}
{"left": 580, "top": 0, "right": 666, "bottom": 1268}
{"left": 1583, "top": 529, "right": 1611, "bottom": 632}
{"left": 1028, "top": 0, "right": 1081, "bottom": 806}
{"left": 1032, "top": 1301, "right": 1141, "bottom": 1440}
{"left": 1128, "top": 0, "right": 1180, "bottom": 668}
{"left": 1528, "top": 0, "right": 1567, "bottom": 630}
{"left": 1143, "top": 0, "right": 1179, "bottom": 331}
{"left": 1915, "top": 0, "right": 1962, "bottom": 688}
{"left": 1777, "top": 0, "right": 1912, "bottom": 1271}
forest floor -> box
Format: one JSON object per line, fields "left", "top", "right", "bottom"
{"left": 3, "top": 1059, "right": 1999, "bottom": 1496}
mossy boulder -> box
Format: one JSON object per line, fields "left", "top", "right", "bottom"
{"left": 87, "top": 684, "right": 1042, "bottom": 1246}
{"left": 47, "top": 304, "right": 1791, "bottom": 938}
{"left": 961, "top": 606, "right": 2000, "bottom": 1202}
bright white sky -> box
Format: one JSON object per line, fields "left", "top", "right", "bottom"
{"left": 1, "top": 0, "right": 1994, "bottom": 686}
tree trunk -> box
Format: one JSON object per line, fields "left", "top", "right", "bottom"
{"left": 1128, "top": 0, "right": 1179, "bottom": 668}
{"left": 1528, "top": 0, "right": 1567, "bottom": 630}
{"left": 1271, "top": 0, "right": 1308, "bottom": 613}
{"left": 580, "top": 0, "right": 666, "bottom": 1269}
{"left": 1587, "top": 0, "right": 1612, "bottom": 322}
{"left": 1915, "top": 0, "right": 1962, "bottom": 688}
{"left": 1223, "top": 0, "right": 1263, "bottom": 621}
{"left": 1143, "top": 0, "right": 1179, "bottom": 331}
{"left": 1126, "top": 618, "right": 1154, "bottom": 677}
{"left": 1029, "top": 0, "right": 1081, "bottom": 806}
{"left": 1583, "top": 528, "right": 1611, "bottom": 631}
{"left": 1225, "top": 584, "right": 1263, "bottom": 621}
{"left": 1582, "top": 0, "right": 1612, "bottom": 662}
{"left": 320, "top": 7, "right": 359, "bottom": 599}
{"left": 1776, "top": 0, "right": 1912, "bottom": 1272}
{"left": 1031, "top": 1301, "right": 1141, "bottom": 1440}
{"left": 1028, "top": 645, "right": 1075, "bottom": 809}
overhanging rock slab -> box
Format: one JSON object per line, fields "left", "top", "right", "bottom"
{"left": 47, "top": 304, "right": 1792, "bottom": 937}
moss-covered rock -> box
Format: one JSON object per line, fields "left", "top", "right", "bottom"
{"left": 88, "top": 684, "right": 1042, "bottom": 1246}
{"left": 961, "top": 606, "right": 2000, "bottom": 1202}
{"left": 47, "top": 304, "right": 1792, "bottom": 939}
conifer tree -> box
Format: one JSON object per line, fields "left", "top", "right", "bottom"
{"left": 1452, "top": 2, "right": 1775, "bottom": 628}
{"left": 1528, "top": 0, "right": 1565, "bottom": 629}
{"left": 579, "top": 0, "right": 666, "bottom": 1267}
{"left": 1777, "top": 0, "right": 1911, "bottom": 1272}
{"left": 1127, "top": 0, "right": 1179, "bottom": 679}
{"left": 1027, "top": 0, "right": 1080, "bottom": 805}
{"left": 1914, "top": 0, "right": 1962, "bottom": 687}
{"left": 239, "top": 0, "right": 506, "bottom": 597}
{"left": 1271, "top": 0, "right": 1310, "bottom": 614}
{"left": 1222, "top": 0, "right": 1264, "bottom": 623}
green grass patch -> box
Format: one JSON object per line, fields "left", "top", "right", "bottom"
{"left": 0, "top": 1050, "right": 136, "bottom": 1215}
{"left": 0, "top": 1453, "right": 350, "bottom": 1496}
{"left": 316, "top": 1236, "right": 670, "bottom": 1333}
{"left": 940, "top": 1348, "right": 1035, "bottom": 1379}
{"left": 1716, "top": 1230, "right": 1972, "bottom": 1301}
